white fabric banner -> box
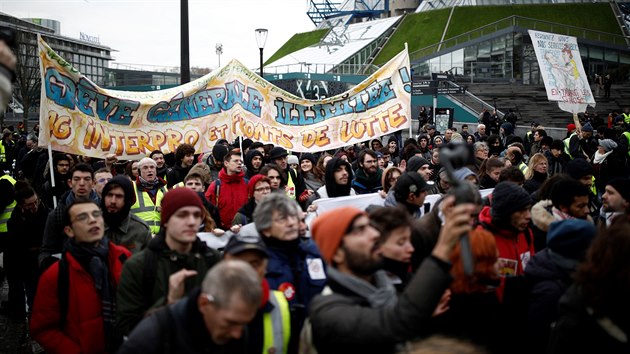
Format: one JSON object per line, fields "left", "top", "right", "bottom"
{"left": 528, "top": 30, "right": 595, "bottom": 113}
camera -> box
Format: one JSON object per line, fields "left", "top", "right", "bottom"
{"left": 439, "top": 142, "right": 480, "bottom": 276}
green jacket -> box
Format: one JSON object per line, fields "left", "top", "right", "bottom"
{"left": 115, "top": 233, "right": 220, "bottom": 336}
{"left": 105, "top": 214, "right": 151, "bottom": 255}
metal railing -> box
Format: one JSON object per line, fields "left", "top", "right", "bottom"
{"left": 262, "top": 62, "right": 380, "bottom": 75}
{"left": 410, "top": 15, "right": 628, "bottom": 62}
{"left": 444, "top": 80, "right": 505, "bottom": 118}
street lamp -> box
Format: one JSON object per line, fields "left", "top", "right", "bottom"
{"left": 215, "top": 43, "right": 223, "bottom": 67}
{"left": 255, "top": 28, "right": 268, "bottom": 77}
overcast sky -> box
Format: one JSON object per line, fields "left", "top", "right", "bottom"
{"left": 2, "top": 0, "right": 316, "bottom": 70}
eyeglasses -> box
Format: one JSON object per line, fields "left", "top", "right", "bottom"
{"left": 97, "top": 178, "right": 112, "bottom": 184}
{"left": 72, "top": 210, "right": 103, "bottom": 223}
{"left": 255, "top": 186, "right": 271, "bottom": 192}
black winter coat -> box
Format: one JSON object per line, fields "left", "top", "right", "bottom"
{"left": 524, "top": 249, "right": 574, "bottom": 352}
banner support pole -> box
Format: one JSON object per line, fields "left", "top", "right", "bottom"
{"left": 47, "top": 143, "right": 57, "bottom": 209}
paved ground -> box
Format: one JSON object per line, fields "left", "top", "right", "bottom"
{"left": 0, "top": 268, "right": 42, "bottom": 354}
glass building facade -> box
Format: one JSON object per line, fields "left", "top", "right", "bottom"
{"left": 412, "top": 31, "right": 630, "bottom": 84}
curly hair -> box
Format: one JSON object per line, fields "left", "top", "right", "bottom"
{"left": 450, "top": 229, "right": 499, "bottom": 295}
{"left": 313, "top": 154, "right": 328, "bottom": 181}
{"left": 175, "top": 143, "right": 195, "bottom": 163}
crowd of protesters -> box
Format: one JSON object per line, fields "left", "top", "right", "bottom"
{"left": 1, "top": 40, "right": 630, "bottom": 354}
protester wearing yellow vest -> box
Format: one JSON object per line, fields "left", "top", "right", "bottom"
{"left": 506, "top": 145, "right": 529, "bottom": 176}
{"left": 223, "top": 234, "right": 291, "bottom": 354}
{"left": 0, "top": 173, "right": 16, "bottom": 233}
{"left": 131, "top": 157, "right": 167, "bottom": 235}
{"left": 622, "top": 131, "right": 630, "bottom": 158}
{"left": 268, "top": 147, "right": 310, "bottom": 210}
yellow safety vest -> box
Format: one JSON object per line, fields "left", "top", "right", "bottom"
{"left": 286, "top": 171, "right": 296, "bottom": 200}
{"left": 623, "top": 113, "right": 630, "bottom": 125}
{"left": 518, "top": 161, "right": 529, "bottom": 176}
{"left": 623, "top": 132, "right": 630, "bottom": 158}
{"left": 563, "top": 133, "right": 577, "bottom": 159}
{"left": 263, "top": 290, "right": 291, "bottom": 354}
{"left": 0, "top": 142, "right": 5, "bottom": 163}
{"left": 130, "top": 182, "right": 166, "bottom": 235}
{"left": 0, "top": 175, "right": 16, "bottom": 232}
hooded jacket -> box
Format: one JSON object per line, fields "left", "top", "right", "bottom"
{"left": 319, "top": 157, "right": 354, "bottom": 198}
{"left": 206, "top": 169, "right": 248, "bottom": 229}
{"left": 477, "top": 206, "right": 535, "bottom": 301}
{"left": 101, "top": 176, "right": 151, "bottom": 254}
{"left": 244, "top": 150, "right": 264, "bottom": 180}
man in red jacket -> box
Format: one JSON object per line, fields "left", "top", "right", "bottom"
{"left": 206, "top": 151, "right": 248, "bottom": 229}
{"left": 30, "top": 198, "right": 130, "bottom": 354}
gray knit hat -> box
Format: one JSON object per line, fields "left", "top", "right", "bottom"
{"left": 598, "top": 139, "right": 618, "bottom": 152}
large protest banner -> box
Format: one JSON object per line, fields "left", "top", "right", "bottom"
{"left": 527, "top": 30, "right": 595, "bottom": 116}
{"left": 37, "top": 36, "right": 411, "bottom": 159}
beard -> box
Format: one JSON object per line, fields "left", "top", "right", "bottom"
{"left": 342, "top": 244, "right": 383, "bottom": 277}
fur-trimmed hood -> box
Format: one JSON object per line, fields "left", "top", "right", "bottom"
{"left": 531, "top": 200, "right": 554, "bottom": 232}
{"left": 532, "top": 199, "right": 594, "bottom": 232}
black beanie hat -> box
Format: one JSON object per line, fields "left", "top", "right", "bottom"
{"left": 565, "top": 159, "right": 594, "bottom": 180}
{"left": 547, "top": 219, "right": 596, "bottom": 260}
{"left": 212, "top": 144, "right": 229, "bottom": 163}
{"left": 299, "top": 153, "right": 317, "bottom": 166}
{"left": 406, "top": 156, "right": 430, "bottom": 173}
{"left": 607, "top": 178, "right": 630, "bottom": 203}
{"left": 491, "top": 182, "right": 532, "bottom": 220}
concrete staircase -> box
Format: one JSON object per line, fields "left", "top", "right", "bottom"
{"left": 455, "top": 81, "right": 627, "bottom": 128}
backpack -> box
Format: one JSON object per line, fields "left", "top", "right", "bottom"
{"left": 211, "top": 179, "right": 221, "bottom": 206}
{"left": 57, "top": 251, "right": 129, "bottom": 325}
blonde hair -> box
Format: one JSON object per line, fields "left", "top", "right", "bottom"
{"left": 525, "top": 153, "right": 548, "bottom": 180}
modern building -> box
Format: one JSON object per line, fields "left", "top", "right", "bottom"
{"left": 1, "top": 12, "right": 114, "bottom": 86}
{"left": 266, "top": 1, "right": 629, "bottom": 123}
{"left": 1, "top": 11, "right": 114, "bottom": 122}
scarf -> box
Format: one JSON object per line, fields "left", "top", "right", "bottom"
{"left": 354, "top": 167, "right": 383, "bottom": 190}
{"left": 66, "top": 237, "right": 117, "bottom": 350}
{"left": 65, "top": 189, "right": 100, "bottom": 206}
{"left": 326, "top": 267, "right": 397, "bottom": 309}
{"left": 593, "top": 150, "right": 613, "bottom": 165}
{"left": 138, "top": 175, "right": 161, "bottom": 190}
{"left": 552, "top": 207, "right": 574, "bottom": 221}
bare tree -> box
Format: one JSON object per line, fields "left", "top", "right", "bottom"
{"left": 12, "top": 29, "right": 41, "bottom": 131}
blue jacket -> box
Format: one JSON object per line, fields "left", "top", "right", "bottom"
{"left": 264, "top": 237, "right": 326, "bottom": 353}
{"left": 265, "top": 237, "right": 326, "bottom": 311}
